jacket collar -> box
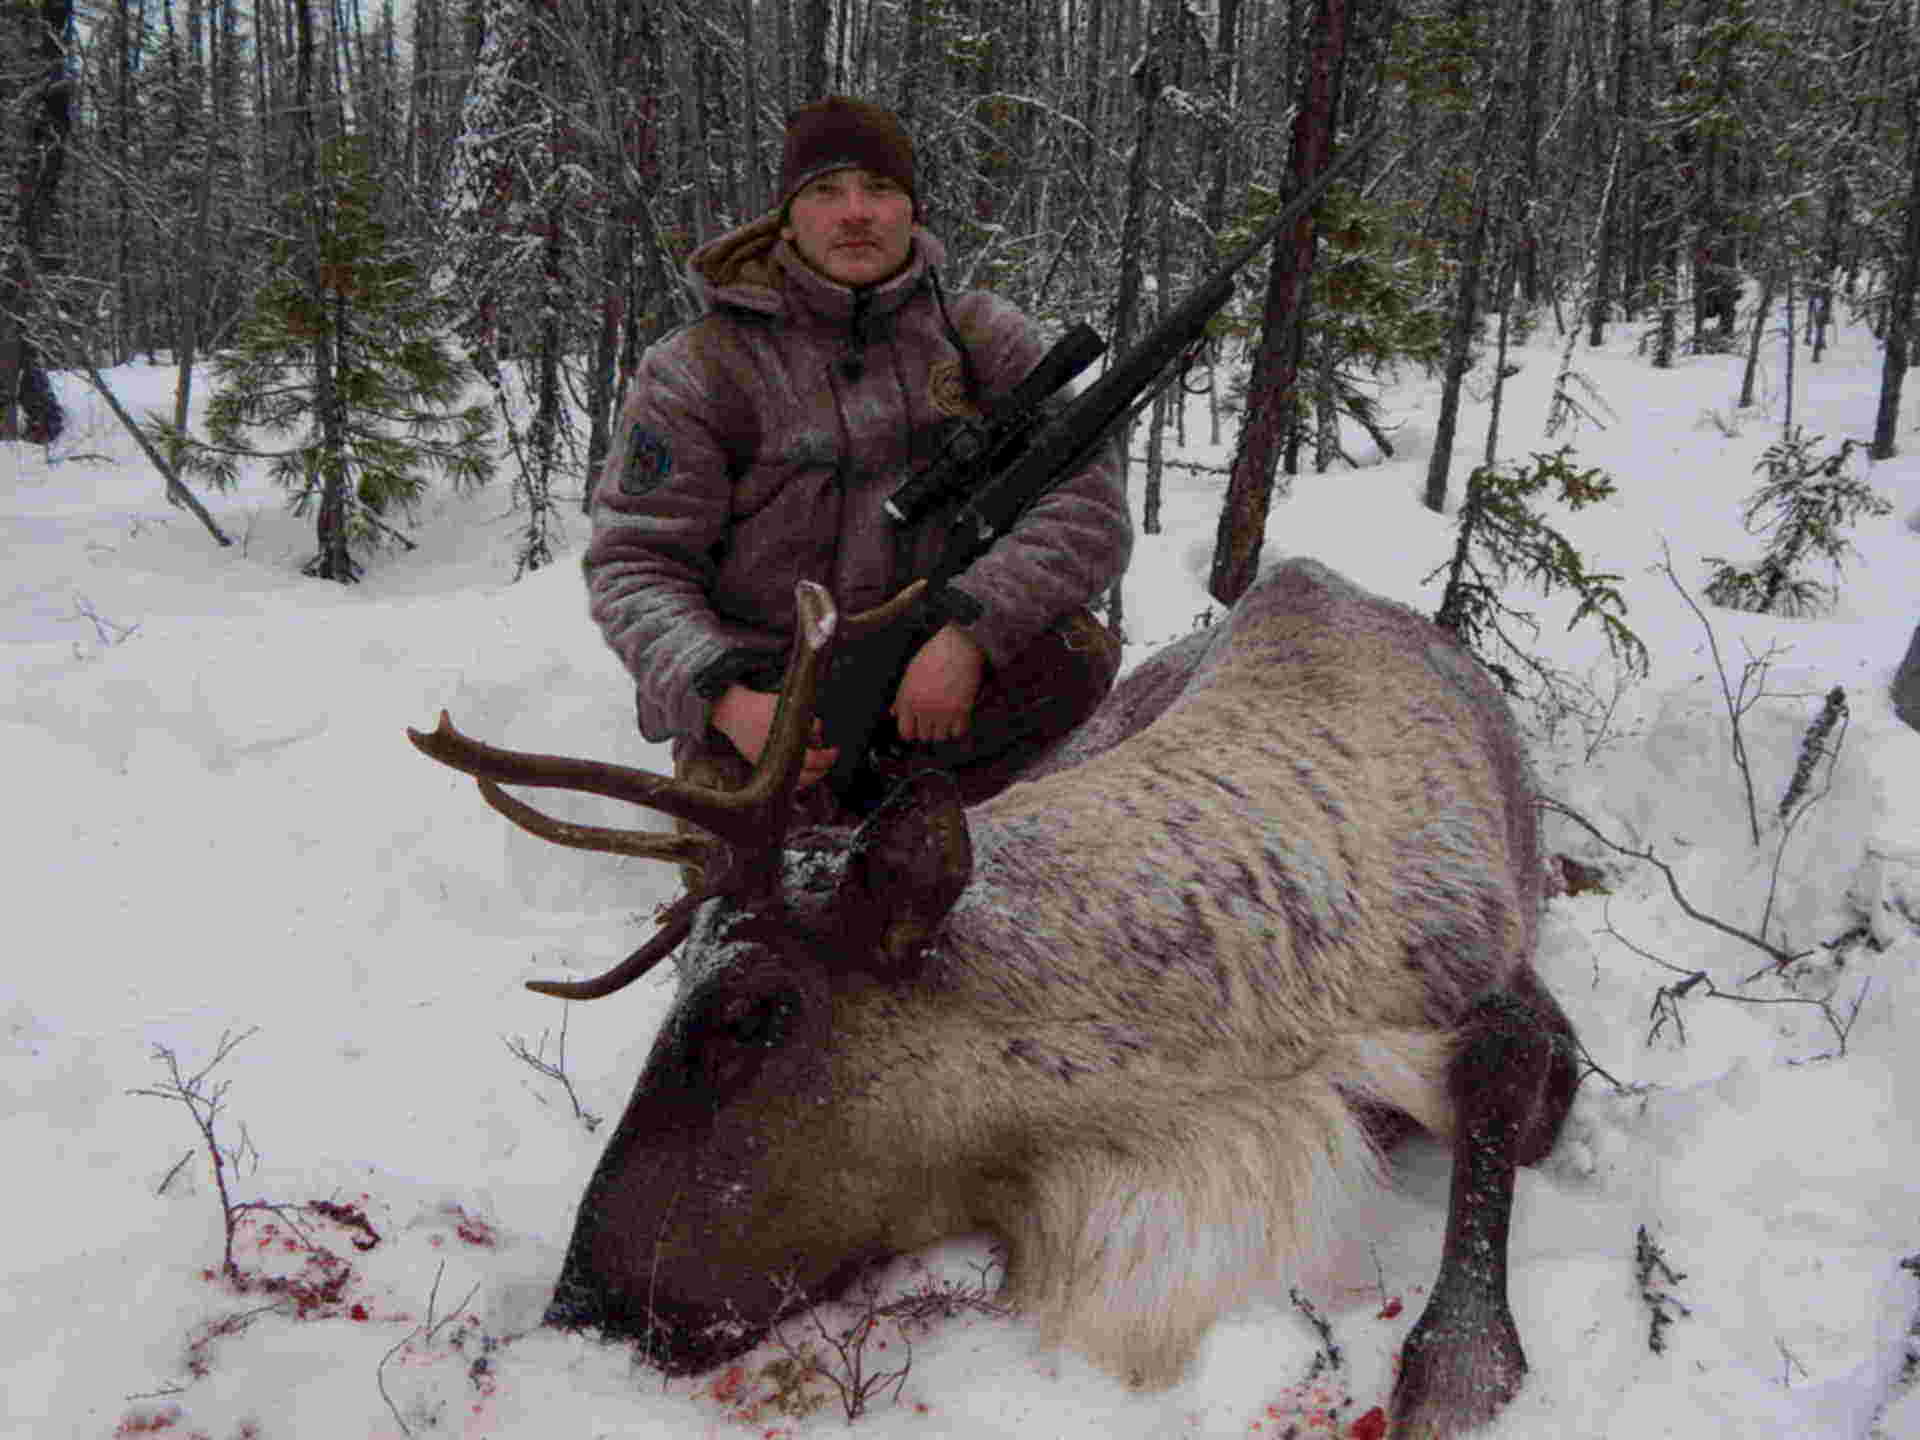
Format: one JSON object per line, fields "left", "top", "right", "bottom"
{"left": 686, "top": 212, "right": 949, "bottom": 329}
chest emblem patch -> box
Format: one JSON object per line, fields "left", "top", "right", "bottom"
{"left": 619, "top": 425, "right": 673, "bottom": 496}
{"left": 927, "top": 358, "right": 980, "bottom": 419}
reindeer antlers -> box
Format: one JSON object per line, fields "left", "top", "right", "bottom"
{"left": 407, "top": 581, "right": 843, "bottom": 999}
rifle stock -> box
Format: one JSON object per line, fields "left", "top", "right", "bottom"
{"left": 823, "top": 122, "right": 1383, "bottom": 812}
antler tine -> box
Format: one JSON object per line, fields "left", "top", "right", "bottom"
{"left": 405, "top": 581, "right": 841, "bottom": 855}
{"left": 525, "top": 891, "right": 707, "bottom": 1001}
{"left": 477, "top": 780, "right": 716, "bottom": 870}
{"left": 841, "top": 579, "right": 927, "bottom": 641}
{"left": 720, "top": 580, "right": 837, "bottom": 844}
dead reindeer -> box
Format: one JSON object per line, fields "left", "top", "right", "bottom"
{"left": 408, "top": 559, "right": 1579, "bottom": 1438}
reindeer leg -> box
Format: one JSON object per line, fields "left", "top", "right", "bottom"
{"left": 1389, "top": 976, "right": 1577, "bottom": 1440}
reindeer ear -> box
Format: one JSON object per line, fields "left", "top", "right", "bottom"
{"left": 843, "top": 771, "right": 973, "bottom": 977}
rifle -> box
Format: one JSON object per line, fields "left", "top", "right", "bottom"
{"left": 820, "top": 123, "right": 1382, "bottom": 814}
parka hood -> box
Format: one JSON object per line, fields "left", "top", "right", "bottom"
{"left": 684, "top": 212, "right": 949, "bottom": 327}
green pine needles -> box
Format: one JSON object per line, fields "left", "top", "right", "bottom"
{"left": 1703, "top": 429, "right": 1891, "bottom": 617}
{"left": 1432, "top": 445, "right": 1648, "bottom": 719}
{"left": 150, "top": 136, "right": 494, "bottom": 581}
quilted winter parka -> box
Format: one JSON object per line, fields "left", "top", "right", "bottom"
{"left": 583, "top": 213, "right": 1133, "bottom": 745}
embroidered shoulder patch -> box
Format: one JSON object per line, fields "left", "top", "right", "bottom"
{"left": 619, "top": 425, "right": 673, "bottom": 496}
{"left": 927, "top": 358, "right": 980, "bottom": 419}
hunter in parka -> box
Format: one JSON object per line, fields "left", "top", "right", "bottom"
{"left": 583, "top": 97, "right": 1132, "bottom": 809}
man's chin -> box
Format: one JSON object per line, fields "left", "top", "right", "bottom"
{"left": 819, "top": 248, "right": 908, "bottom": 288}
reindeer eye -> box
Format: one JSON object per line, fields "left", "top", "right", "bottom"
{"left": 722, "top": 990, "right": 799, "bottom": 1049}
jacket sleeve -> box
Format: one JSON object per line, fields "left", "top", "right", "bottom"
{"left": 583, "top": 326, "right": 784, "bottom": 743}
{"left": 936, "top": 290, "right": 1134, "bottom": 669}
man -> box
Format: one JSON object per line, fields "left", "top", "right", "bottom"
{"left": 583, "top": 96, "right": 1132, "bottom": 818}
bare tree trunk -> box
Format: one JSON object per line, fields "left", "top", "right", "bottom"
{"left": 1739, "top": 263, "right": 1776, "bottom": 413}
{"left": 0, "top": 0, "right": 75, "bottom": 445}
{"left": 169, "top": 144, "right": 221, "bottom": 471}
{"left": 1100, "top": 0, "right": 1170, "bottom": 638}
{"left": 1872, "top": 99, "right": 1920, "bottom": 458}
{"left": 1209, "top": 0, "right": 1349, "bottom": 604}
{"left": 1422, "top": 29, "right": 1509, "bottom": 515}
{"left": 519, "top": 204, "right": 564, "bottom": 575}
{"left": 802, "top": 0, "right": 830, "bottom": 98}
{"left": 291, "top": 0, "right": 353, "bottom": 580}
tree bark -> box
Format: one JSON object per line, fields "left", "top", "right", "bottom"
{"left": 1208, "top": 0, "right": 1350, "bottom": 606}
{"left": 0, "top": 0, "right": 74, "bottom": 445}
{"left": 1422, "top": 33, "right": 1509, "bottom": 515}
{"left": 1871, "top": 85, "right": 1920, "bottom": 460}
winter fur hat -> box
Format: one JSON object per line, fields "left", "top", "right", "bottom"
{"left": 778, "top": 97, "right": 917, "bottom": 215}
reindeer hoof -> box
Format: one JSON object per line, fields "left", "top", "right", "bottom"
{"left": 1387, "top": 1298, "right": 1526, "bottom": 1439}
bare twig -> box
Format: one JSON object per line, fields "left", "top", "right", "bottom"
{"left": 766, "top": 1270, "right": 918, "bottom": 1424}
{"left": 377, "top": 1262, "right": 483, "bottom": 1439}
{"left": 1290, "top": 1288, "right": 1345, "bottom": 1384}
{"left": 128, "top": 1027, "right": 263, "bottom": 1277}
{"left": 1548, "top": 801, "right": 1866, "bottom": 1056}
{"left": 1569, "top": 1031, "right": 1632, "bottom": 1094}
{"left": 1596, "top": 901, "right": 1867, "bottom": 1058}
{"left": 156, "top": 1150, "right": 195, "bottom": 1196}
{"left": 1658, "top": 544, "right": 1782, "bottom": 846}
{"left": 809, "top": 1275, "right": 913, "bottom": 1423}
{"left": 1541, "top": 800, "right": 1806, "bottom": 969}
{"left": 1777, "top": 1337, "right": 1810, "bottom": 1386}
{"left": 504, "top": 1005, "right": 602, "bottom": 1132}
{"left": 1635, "top": 1226, "right": 1690, "bottom": 1354}
{"left": 1761, "top": 689, "right": 1850, "bottom": 944}
{"left": 68, "top": 593, "right": 141, "bottom": 647}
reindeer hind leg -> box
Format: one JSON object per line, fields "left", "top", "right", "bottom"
{"left": 1388, "top": 970, "right": 1578, "bottom": 1440}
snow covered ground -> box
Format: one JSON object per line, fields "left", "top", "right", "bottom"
{"left": 4, "top": 313, "right": 1918, "bottom": 1439}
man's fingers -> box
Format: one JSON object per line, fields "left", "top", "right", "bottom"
{"left": 794, "top": 744, "right": 839, "bottom": 789}
{"left": 893, "top": 704, "right": 967, "bottom": 744}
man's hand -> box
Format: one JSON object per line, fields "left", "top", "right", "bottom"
{"left": 892, "top": 623, "right": 986, "bottom": 743}
{"left": 711, "top": 684, "right": 839, "bottom": 788}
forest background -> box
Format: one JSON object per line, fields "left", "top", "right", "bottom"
{"left": 9, "top": 0, "right": 1920, "bottom": 602}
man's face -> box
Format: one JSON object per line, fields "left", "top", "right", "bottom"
{"left": 782, "top": 168, "right": 915, "bottom": 289}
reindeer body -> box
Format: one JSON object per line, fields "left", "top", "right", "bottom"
{"left": 913, "top": 559, "right": 1545, "bottom": 1383}
{"left": 411, "top": 558, "right": 1578, "bottom": 1438}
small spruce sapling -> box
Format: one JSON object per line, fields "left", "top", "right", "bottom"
{"left": 1430, "top": 445, "right": 1649, "bottom": 704}
{"left": 1704, "top": 429, "right": 1891, "bottom": 616}
{"left": 148, "top": 136, "right": 495, "bottom": 581}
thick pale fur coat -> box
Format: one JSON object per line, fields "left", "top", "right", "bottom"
{"left": 823, "top": 557, "right": 1543, "bottom": 1385}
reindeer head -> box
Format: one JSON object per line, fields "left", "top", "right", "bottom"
{"left": 407, "top": 581, "right": 977, "bottom": 1370}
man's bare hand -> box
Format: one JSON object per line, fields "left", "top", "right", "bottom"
{"left": 892, "top": 624, "right": 986, "bottom": 743}
{"left": 711, "top": 684, "right": 839, "bottom": 788}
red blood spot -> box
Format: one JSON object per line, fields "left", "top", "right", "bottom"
{"left": 1349, "top": 1407, "right": 1388, "bottom": 1440}
{"left": 453, "top": 1210, "right": 498, "bottom": 1247}
{"left": 1378, "top": 1297, "right": 1404, "bottom": 1320}
{"left": 113, "top": 1409, "right": 182, "bottom": 1436}
{"left": 710, "top": 1364, "right": 748, "bottom": 1404}
{"left": 350, "top": 1304, "right": 370, "bottom": 1322}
